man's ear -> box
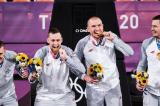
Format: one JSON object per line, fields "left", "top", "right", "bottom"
{"left": 61, "top": 38, "right": 63, "bottom": 44}
{"left": 47, "top": 38, "right": 50, "bottom": 44}
{"left": 86, "top": 27, "right": 89, "bottom": 32}
{"left": 4, "top": 48, "right": 6, "bottom": 53}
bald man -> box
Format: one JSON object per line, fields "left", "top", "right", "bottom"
{"left": 75, "top": 16, "right": 134, "bottom": 106}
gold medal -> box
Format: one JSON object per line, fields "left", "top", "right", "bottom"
{"left": 94, "top": 31, "right": 104, "bottom": 37}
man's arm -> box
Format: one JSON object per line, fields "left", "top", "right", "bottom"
{"left": 137, "top": 41, "right": 148, "bottom": 71}
{"left": 28, "top": 46, "right": 47, "bottom": 83}
{"left": 4, "top": 50, "right": 17, "bottom": 61}
{"left": 136, "top": 40, "right": 148, "bottom": 91}
{"left": 103, "top": 31, "right": 134, "bottom": 56}
{"left": 112, "top": 34, "right": 134, "bottom": 56}
{"left": 5, "top": 50, "right": 29, "bottom": 78}
{"left": 0, "top": 61, "right": 15, "bottom": 86}
{"left": 74, "top": 40, "right": 98, "bottom": 83}
{"left": 62, "top": 46, "right": 86, "bottom": 78}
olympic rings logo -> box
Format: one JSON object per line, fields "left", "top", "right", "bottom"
{"left": 69, "top": 77, "right": 86, "bottom": 103}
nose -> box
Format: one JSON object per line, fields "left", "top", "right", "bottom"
{"left": 151, "top": 27, "right": 154, "bottom": 31}
{"left": 95, "top": 25, "right": 100, "bottom": 30}
{"left": 52, "top": 41, "right": 60, "bottom": 47}
{"left": 53, "top": 41, "right": 58, "bottom": 45}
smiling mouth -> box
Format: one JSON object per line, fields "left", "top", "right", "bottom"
{"left": 52, "top": 46, "right": 61, "bottom": 52}
{"left": 53, "top": 47, "right": 58, "bottom": 48}
{"left": 52, "top": 46, "right": 60, "bottom": 49}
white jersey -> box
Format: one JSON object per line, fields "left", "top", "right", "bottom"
{"left": 0, "top": 50, "right": 16, "bottom": 99}
{"left": 30, "top": 45, "right": 86, "bottom": 100}
{"left": 137, "top": 37, "right": 160, "bottom": 96}
{"left": 146, "top": 39, "right": 160, "bottom": 88}
{"left": 36, "top": 52, "right": 70, "bottom": 100}
{"left": 83, "top": 38, "right": 119, "bottom": 92}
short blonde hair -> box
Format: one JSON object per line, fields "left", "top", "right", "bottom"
{"left": 87, "top": 16, "right": 102, "bottom": 27}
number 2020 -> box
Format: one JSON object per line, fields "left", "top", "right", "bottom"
{"left": 120, "top": 14, "right": 139, "bottom": 29}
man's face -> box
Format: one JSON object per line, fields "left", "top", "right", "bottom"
{"left": 151, "top": 20, "right": 160, "bottom": 38}
{"left": 47, "top": 32, "right": 62, "bottom": 54}
{"left": 87, "top": 18, "right": 104, "bottom": 39}
{"left": 0, "top": 46, "right": 5, "bottom": 63}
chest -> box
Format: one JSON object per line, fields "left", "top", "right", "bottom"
{"left": 146, "top": 40, "right": 160, "bottom": 61}
{"left": 42, "top": 55, "right": 68, "bottom": 76}
{"left": 83, "top": 41, "right": 114, "bottom": 58}
{"left": 0, "top": 60, "right": 14, "bottom": 78}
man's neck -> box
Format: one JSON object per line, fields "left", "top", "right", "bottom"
{"left": 91, "top": 35, "right": 101, "bottom": 42}
{"left": 52, "top": 51, "right": 58, "bottom": 55}
{"left": 50, "top": 50, "right": 60, "bottom": 59}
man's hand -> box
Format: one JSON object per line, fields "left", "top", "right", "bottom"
{"left": 21, "top": 69, "right": 29, "bottom": 78}
{"left": 59, "top": 48, "right": 69, "bottom": 61}
{"left": 30, "top": 71, "right": 38, "bottom": 81}
{"left": 83, "top": 75, "right": 99, "bottom": 84}
{"left": 103, "top": 31, "right": 116, "bottom": 41}
{"left": 136, "top": 82, "right": 145, "bottom": 92}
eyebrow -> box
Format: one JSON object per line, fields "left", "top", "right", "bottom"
{"left": 91, "top": 24, "right": 102, "bottom": 27}
{"left": 51, "top": 39, "right": 61, "bottom": 41}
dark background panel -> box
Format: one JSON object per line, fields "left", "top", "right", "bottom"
{"left": 49, "top": 1, "right": 131, "bottom": 106}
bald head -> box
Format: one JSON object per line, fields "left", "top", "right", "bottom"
{"left": 87, "top": 16, "right": 103, "bottom": 27}
{"left": 87, "top": 16, "right": 104, "bottom": 40}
